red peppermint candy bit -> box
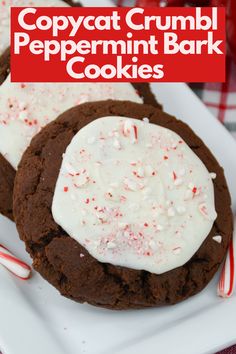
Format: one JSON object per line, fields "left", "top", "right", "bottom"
{"left": 199, "top": 203, "right": 208, "bottom": 217}
{"left": 133, "top": 125, "right": 138, "bottom": 141}
{"left": 144, "top": 251, "right": 152, "bottom": 256}
{"left": 64, "top": 186, "right": 69, "bottom": 192}
{"left": 120, "top": 195, "right": 127, "bottom": 203}
{"left": 173, "top": 171, "right": 177, "bottom": 181}
{"left": 99, "top": 217, "right": 107, "bottom": 224}
{"left": 132, "top": 170, "right": 143, "bottom": 179}
{"left": 20, "top": 84, "right": 26, "bottom": 89}
{"left": 192, "top": 187, "right": 197, "bottom": 194}
{"left": 164, "top": 156, "right": 169, "bottom": 160}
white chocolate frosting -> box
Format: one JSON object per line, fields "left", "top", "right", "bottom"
{"left": 0, "top": 76, "right": 142, "bottom": 168}
{"left": 52, "top": 116, "right": 217, "bottom": 274}
{"left": 0, "top": 0, "right": 69, "bottom": 56}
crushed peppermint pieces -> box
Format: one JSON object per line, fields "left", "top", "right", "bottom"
{"left": 176, "top": 206, "right": 186, "bottom": 215}
{"left": 107, "top": 241, "right": 117, "bottom": 249}
{"left": 172, "top": 247, "right": 182, "bottom": 255}
{"left": 210, "top": 172, "right": 217, "bottom": 179}
{"left": 174, "top": 177, "right": 183, "bottom": 186}
{"left": 52, "top": 116, "right": 217, "bottom": 274}
{"left": 198, "top": 203, "right": 208, "bottom": 217}
{"left": 167, "top": 207, "right": 176, "bottom": 217}
{"left": 184, "top": 189, "right": 193, "bottom": 200}
{"left": 122, "top": 119, "right": 138, "bottom": 143}
{"left": 213, "top": 235, "right": 222, "bottom": 244}
{"left": 113, "top": 139, "right": 121, "bottom": 150}
{"left": 133, "top": 125, "right": 138, "bottom": 142}
{"left": 199, "top": 203, "right": 217, "bottom": 221}
{"left": 172, "top": 171, "right": 177, "bottom": 180}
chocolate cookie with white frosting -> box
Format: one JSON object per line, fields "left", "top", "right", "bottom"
{"left": 0, "top": 0, "right": 161, "bottom": 221}
{"left": 13, "top": 100, "right": 233, "bottom": 309}
{"left": 0, "top": 78, "right": 160, "bottom": 220}
{"left": 0, "top": 47, "right": 10, "bottom": 85}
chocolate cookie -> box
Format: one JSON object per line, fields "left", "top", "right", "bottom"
{"left": 13, "top": 100, "right": 233, "bottom": 309}
{"left": 62, "top": 0, "right": 82, "bottom": 5}
{"left": 0, "top": 153, "right": 15, "bottom": 221}
{"left": 0, "top": 80, "right": 160, "bottom": 221}
{"left": 132, "top": 82, "right": 160, "bottom": 108}
{"left": 0, "top": 47, "right": 10, "bottom": 85}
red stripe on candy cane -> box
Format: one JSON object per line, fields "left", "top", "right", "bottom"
{"left": 227, "top": 240, "right": 235, "bottom": 296}
{"left": 218, "top": 238, "right": 235, "bottom": 298}
{"left": 0, "top": 244, "right": 31, "bottom": 280}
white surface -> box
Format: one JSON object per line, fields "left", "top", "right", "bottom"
{"left": 0, "top": 82, "right": 235, "bottom": 354}
{"left": 52, "top": 116, "right": 216, "bottom": 274}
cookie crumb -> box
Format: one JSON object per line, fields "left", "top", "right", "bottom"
{"left": 213, "top": 235, "right": 222, "bottom": 244}
{"left": 210, "top": 172, "right": 217, "bottom": 179}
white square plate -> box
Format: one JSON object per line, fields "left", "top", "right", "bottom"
{"left": 1, "top": 1, "right": 236, "bottom": 354}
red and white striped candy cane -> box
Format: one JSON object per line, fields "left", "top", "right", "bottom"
{"left": 218, "top": 226, "right": 235, "bottom": 298}
{"left": 0, "top": 244, "right": 31, "bottom": 280}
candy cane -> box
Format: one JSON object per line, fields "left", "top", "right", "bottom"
{"left": 123, "top": 120, "right": 138, "bottom": 143}
{"left": 0, "top": 244, "right": 31, "bottom": 280}
{"left": 217, "top": 231, "right": 235, "bottom": 298}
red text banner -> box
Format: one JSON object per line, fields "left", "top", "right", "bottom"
{"left": 11, "top": 7, "right": 225, "bottom": 82}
